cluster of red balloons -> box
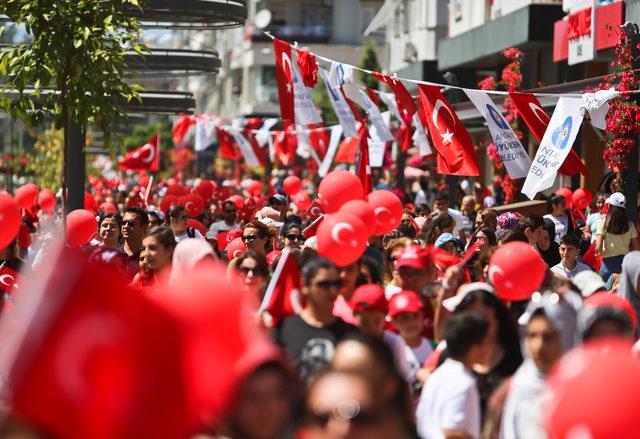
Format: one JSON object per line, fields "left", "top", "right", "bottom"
{"left": 316, "top": 170, "right": 403, "bottom": 266}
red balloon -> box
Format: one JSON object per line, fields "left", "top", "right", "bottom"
{"left": 283, "top": 176, "right": 302, "bottom": 196}
{"left": 339, "top": 199, "right": 376, "bottom": 236}
{"left": 38, "top": 189, "right": 56, "bottom": 212}
{"left": 291, "top": 192, "right": 311, "bottom": 212}
{"left": 226, "top": 237, "right": 246, "bottom": 260}
{"left": 99, "top": 202, "right": 117, "bottom": 213}
{"left": 318, "top": 170, "right": 364, "bottom": 213}
{"left": 545, "top": 339, "right": 640, "bottom": 439}
{"left": 317, "top": 212, "right": 367, "bottom": 267}
{"left": 246, "top": 180, "right": 262, "bottom": 197}
{"left": 488, "top": 241, "right": 545, "bottom": 301}
{"left": 14, "top": 183, "right": 39, "bottom": 209}
{"left": 0, "top": 192, "right": 21, "bottom": 251}
{"left": 160, "top": 195, "right": 180, "bottom": 214}
{"left": 84, "top": 192, "right": 98, "bottom": 213}
{"left": 66, "top": 209, "right": 98, "bottom": 247}
{"left": 195, "top": 180, "right": 214, "bottom": 201}
{"left": 181, "top": 193, "right": 205, "bottom": 218}
{"left": 166, "top": 184, "right": 188, "bottom": 197}
{"left": 572, "top": 188, "right": 593, "bottom": 210}
{"left": 556, "top": 187, "right": 573, "bottom": 209}
{"left": 367, "top": 190, "right": 403, "bottom": 236}
{"left": 187, "top": 219, "right": 207, "bottom": 236}
{"left": 227, "top": 195, "right": 244, "bottom": 209}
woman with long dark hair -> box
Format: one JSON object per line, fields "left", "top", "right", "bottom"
{"left": 537, "top": 218, "right": 561, "bottom": 268}
{"left": 596, "top": 192, "right": 639, "bottom": 281}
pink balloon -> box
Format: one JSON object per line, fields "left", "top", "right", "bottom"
{"left": 318, "top": 170, "right": 364, "bottom": 213}
{"left": 38, "top": 189, "right": 56, "bottom": 212}
{"left": 66, "top": 209, "right": 98, "bottom": 247}
{"left": 367, "top": 190, "right": 403, "bottom": 236}
{"left": 317, "top": 212, "right": 367, "bottom": 267}
{"left": 14, "top": 183, "right": 39, "bottom": 209}
{"left": 226, "top": 237, "right": 246, "bottom": 260}
{"left": 0, "top": 192, "right": 21, "bottom": 251}
{"left": 339, "top": 199, "right": 376, "bottom": 236}
{"left": 283, "top": 176, "right": 302, "bottom": 196}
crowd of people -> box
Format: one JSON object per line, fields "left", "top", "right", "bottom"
{"left": 0, "top": 174, "right": 639, "bottom": 439}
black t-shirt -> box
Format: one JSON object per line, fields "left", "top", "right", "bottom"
{"left": 274, "top": 314, "right": 357, "bottom": 380}
{"left": 120, "top": 245, "right": 142, "bottom": 281}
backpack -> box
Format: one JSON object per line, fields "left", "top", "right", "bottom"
{"left": 186, "top": 227, "right": 196, "bottom": 238}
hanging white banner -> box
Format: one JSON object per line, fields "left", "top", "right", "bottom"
{"left": 329, "top": 62, "right": 364, "bottom": 108}
{"left": 465, "top": 89, "right": 532, "bottom": 179}
{"left": 379, "top": 92, "right": 403, "bottom": 122}
{"left": 194, "top": 117, "right": 216, "bottom": 152}
{"left": 581, "top": 87, "right": 618, "bottom": 130}
{"left": 255, "top": 118, "right": 279, "bottom": 147}
{"left": 358, "top": 89, "right": 394, "bottom": 142}
{"left": 296, "top": 126, "right": 322, "bottom": 166}
{"left": 293, "top": 64, "right": 323, "bottom": 126}
{"left": 522, "top": 97, "right": 584, "bottom": 199}
{"left": 229, "top": 130, "right": 261, "bottom": 168}
{"left": 369, "top": 111, "right": 390, "bottom": 167}
{"left": 319, "top": 68, "right": 359, "bottom": 138}
{"left": 412, "top": 113, "right": 432, "bottom": 157}
{"left": 319, "top": 125, "right": 343, "bottom": 177}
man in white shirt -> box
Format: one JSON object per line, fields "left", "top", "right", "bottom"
{"left": 167, "top": 205, "right": 205, "bottom": 242}
{"left": 416, "top": 312, "right": 490, "bottom": 439}
{"left": 551, "top": 234, "right": 592, "bottom": 280}
{"left": 206, "top": 200, "right": 240, "bottom": 246}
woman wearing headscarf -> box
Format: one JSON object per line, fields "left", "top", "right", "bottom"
{"left": 537, "top": 218, "right": 561, "bottom": 268}
{"left": 616, "top": 251, "right": 640, "bottom": 338}
{"left": 499, "top": 292, "right": 578, "bottom": 439}
{"left": 169, "top": 238, "right": 217, "bottom": 287}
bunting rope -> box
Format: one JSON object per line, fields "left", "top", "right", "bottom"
{"left": 258, "top": 28, "right": 640, "bottom": 98}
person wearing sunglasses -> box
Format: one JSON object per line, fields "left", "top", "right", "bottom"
{"left": 274, "top": 256, "right": 357, "bottom": 382}
{"left": 242, "top": 221, "right": 271, "bottom": 257}
{"left": 166, "top": 205, "right": 204, "bottom": 242}
{"left": 120, "top": 206, "right": 149, "bottom": 281}
{"left": 280, "top": 218, "right": 304, "bottom": 251}
{"left": 234, "top": 250, "right": 270, "bottom": 298}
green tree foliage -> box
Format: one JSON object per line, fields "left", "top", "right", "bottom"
{"left": 0, "top": 0, "right": 147, "bottom": 142}
{"left": 123, "top": 119, "right": 172, "bottom": 153}
{"left": 358, "top": 39, "right": 382, "bottom": 90}
{"left": 28, "top": 125, "right": 64, "bottom": 192}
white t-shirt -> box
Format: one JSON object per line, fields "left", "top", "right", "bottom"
{"left": 383, "top": 331, "right": 412, "bottom": 382}
{"left": 448, "top": 209, "right": 464, "bottom": 234}
{"left": 586, "top": 212, "right": 604, "bottom": 243}
{"left": 416, "top": 358, "right": 481, "bottom": 439}
{"left": 551, "top": 261, "right": 592, "bottom": 279}
{"left": 403, "top": 337, "right": 433, "bottom": 384}
{"left": 175, "top": 228, "right": 205, "bottom": 242}
{"left": 206, "top": 220, "right": 240, "bottom": 240}
{"left": 543, "top": 214, "right": 569, "bottom": 243}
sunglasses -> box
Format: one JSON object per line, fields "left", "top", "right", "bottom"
{"left": 242, "top": 234, "right": 259, "bottom": 242}
{"left": 285, "top": 234, "right": 304, "bottom": 241}
{"left": 173, "top": 215, "right": 188, "bottom": 221}
{"left": 314, "top": 279, "right": 342, "bottom": 289}
{"left": 238, "top": 265, "right": 265, "bottom": 276}
{"left": 122, "top": 220, "right": 138, "bottom": 227}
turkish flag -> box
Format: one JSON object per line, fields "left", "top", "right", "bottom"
{"left": 303, "top": 215, "right": 324, "bottom": 238}
{"left": 308, "top": 124, "right": 330, "bottom": 159}
{"left": 304, "top": 199, "right": 325, "bottom": 221}
{"left": 172, "top": 114, "right": 196, "bottom": 147}
{"left": 356, "top": 127, "right": 373, "bottom": 194}
{"left": 334, "top": 134, "right": 360, "bottom": 164}
{"left": 373, "top": 72, "right": 417, "bottom": 117}
{"left": 216, "top": 127, "right": 241, "bottom": 159}
{"left": 418, "top": 85, "right": 479, "bottom": 176}
{"left": 118, "top": 134, "right": 160, "bottom": 172}
{"left": 243, "top": 130, "right": 268, "bottom": 168}
{"left": 273, "top": 129, "right": 297, "bottom": 167}
{"left": 509, "top": 92, "right": 588, "bottom": 176}
{"left": 274, "top": 38, "right": 295, "bottom": 124}
{"left": 0, "top": 263, "right": 20, "bottom": 295}
{"left": 259, "top": 248, "right": 304, "bottom": 326}
{"left": 3, "top": 248, "right": 193, "bottom": 439}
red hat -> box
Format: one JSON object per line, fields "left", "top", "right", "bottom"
{"left": 388, "top": 290, "right": 422, "bottom": 318}
{"left": 349, "top": 284, "right": 388, "bottom": 314}
{"left": 395, "top": 245, "right": 431, "bottom": 270}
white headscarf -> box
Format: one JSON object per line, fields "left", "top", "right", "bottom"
{"left": 169, "top": 239, "right": 216, "bottom": 286}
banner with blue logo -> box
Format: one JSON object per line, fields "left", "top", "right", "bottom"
{"left": 522, "top": 97, "right": 584, "bottom": 199}
{"left": 465, "top": 89, "right": 532, "bottom": 179}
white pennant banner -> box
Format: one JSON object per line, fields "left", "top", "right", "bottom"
{"left": 319, "top": 125, "right": 343, "bottom": 177}
{"left": 329, "top": 62, "right": 364, "bottom": 108}
{"left": 293, "top": 64, "right": 323, "bottom": 126}
{"left": 465, "top": 89, "right": 531, "bottom": 179}
{"left": 229, "top": 130, "right": 261, "bottom": 168}
{"left": 194, "top": 117, "right": 216, "bottom": 152}
{"left": 412, "top": 113, "right": 432, "bottom": 156}
{"left": 255, "top": 118, "right": 279, "bottom": 147}
{"left": 296, "top": 125, "right": 322, "bottom": 166}
{"left": 522, "top": 97, "right": 584, "bottom": 199}
{"left": 379, "top": 92, "right": 403, "bottom": 122}
{"left": 319, "top": 68, "right": 359, "bottom": 138}
{"left": 368, "top": 112, "right": 390, "bottom": 167}
{"left": 358, "top": 89, "right": 394, "bottom": 142}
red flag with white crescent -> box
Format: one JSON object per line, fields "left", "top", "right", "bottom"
{"left": 509, "top": 92, "right": 588, "bottom": 176}
{"left": 418, "top": 85, "right": 479, "bottom": 176}
{"left": 273, "top": 38, "right": 295, "bottom": 125}
{"left": 172, "top": 115, "right": 196, "bottom": 147}
{"left": 259, "top": 248, "right": 304, "bottom": 326}
{"left": 356, "top": 127, "right": 372, "bottom": 194}
{"left": 304, "top": 199, "right": 325, "bottom": 221}
{"left": 118, "top": 134, "right": 160, "bottom": 172}
{"left": 215, "top": 127, "right": 241, "bottom": 160}
{"left": 372, "top": 72, "right": 417, "bottom": 118}
{"left": 0, "top": 263, "right": 21, "bottom": 302}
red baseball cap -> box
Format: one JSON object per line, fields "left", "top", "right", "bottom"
{"left": 349, "top": 284, "right": 388, "bottom": 314}
{"left": 394, "top": 245, "right": 431, "bottom": 270}
{"left": 388, "top": 290, "right": 423, "bottom": 318}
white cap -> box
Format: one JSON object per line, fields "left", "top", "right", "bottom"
{"left": 606, "top": 192, "right": 626, "bottom": 209}
{"left": 442, "top": 282, "right": 495, "bottom": 312}
{"left": 572, "top": 270, "right": 607, "bottom": 297}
